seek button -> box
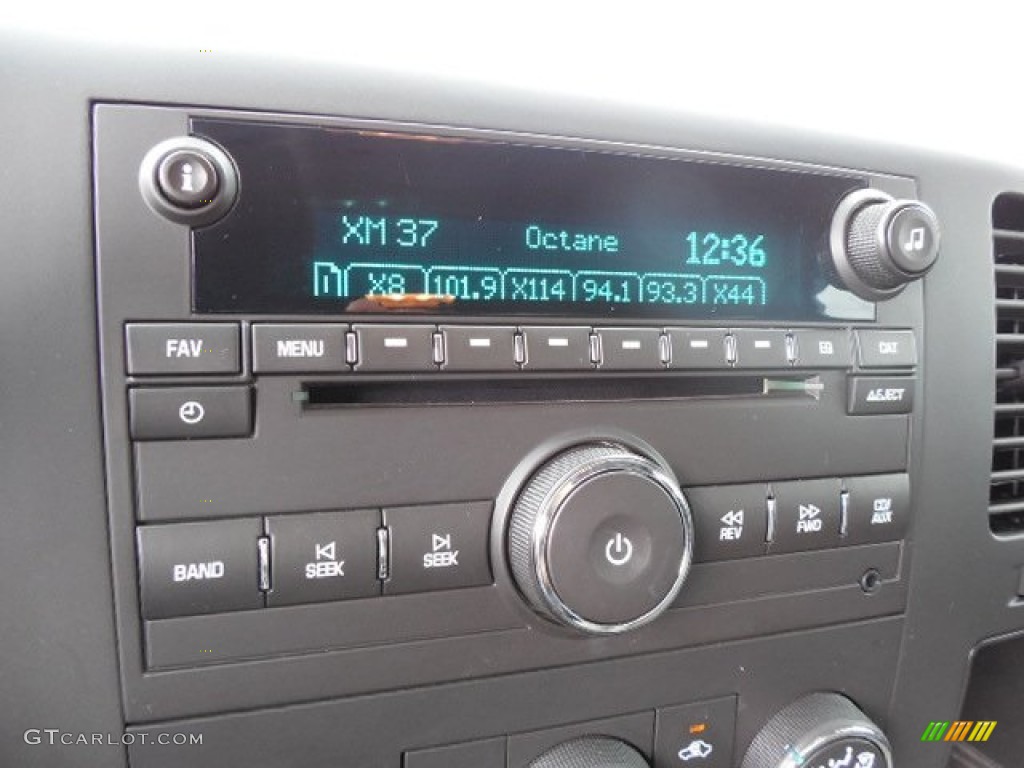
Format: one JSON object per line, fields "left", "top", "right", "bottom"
{"left": 384, "top": 502, "right": 493, "bottom": 595}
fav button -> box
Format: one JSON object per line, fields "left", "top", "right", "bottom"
{"left": 129, "top": 386, "right": 252, "bottom": 440}
{"left": 265, "top": 510, "right": 381, "bottom": 606}
{"left": 770, "top": 478, "right": 842, "bottom": 553}
{"left": 383, "top": 502, "right": 493, "bottom": 594}
{"left": 126, "top": 323, "right": 240, "bottom": 375}
{"left": 137, "top": 518, "right": 263, "bottom": 619}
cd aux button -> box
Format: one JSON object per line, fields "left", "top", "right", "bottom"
{"left": 252, "top": 324, "right": 348, "bottom": 373}
{"left": 687, "top": 483, "right": 769, "bottom": 562}
{"left": 521, "top": 326, "right": 593, "bottom": 370}
{"left": 352, "top": 324, "right": 437, "bottom": 372}
{"left": 843, "top": 474, "right": 910, "bottom": 545}
{"left": 595, "top": 327, "right": 664, "bottom": 370}
{"left": 666, "top": 328, "right": 731, "bottom": 369}
{"left": 440, "top": 325, "right": 518, "bottom": 371}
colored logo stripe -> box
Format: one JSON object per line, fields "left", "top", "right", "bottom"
{"left": 922, "top": 721, "right": 996, "bottom": 742}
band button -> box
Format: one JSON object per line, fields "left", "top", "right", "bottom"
{"left": 137, "top": 518, "right": 263, "bottom": 619}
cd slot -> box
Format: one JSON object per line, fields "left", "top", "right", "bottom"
{"left": 302, "top": 375, "right": 820, "bottom": 408}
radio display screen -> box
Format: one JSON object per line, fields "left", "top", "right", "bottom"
{"left": 192, "top": 119, "right": 873, "bottom": 321}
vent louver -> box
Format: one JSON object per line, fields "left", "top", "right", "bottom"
{"left": 991, "top": 194, "right": 1024, "bottom": 532}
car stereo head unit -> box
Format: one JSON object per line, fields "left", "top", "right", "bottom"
{"left": 95, "top": 103, "right": 932, "bottom": 726}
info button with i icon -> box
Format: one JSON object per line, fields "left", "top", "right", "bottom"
{"left": 155, "top": 148, "right": 220, "bottom": 209}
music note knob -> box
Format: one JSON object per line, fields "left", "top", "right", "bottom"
{"left": 829, "top": 189, "right": 941, "bottom": 301}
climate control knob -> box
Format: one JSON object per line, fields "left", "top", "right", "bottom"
{"left": 830, "top": 189, "right": 940, "bottom": 300}
{"left": 530, "top": 737, "right": 649, "bottom": 768}
{"left": 742, "top": 693, "right": 892, "bottom": 768}
{"left": 507, "top": 442, "right": 693, "bottom": 635}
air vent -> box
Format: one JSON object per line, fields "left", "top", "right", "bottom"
{"left": 991, "top": 194, "right": 1024, "bottom": 533}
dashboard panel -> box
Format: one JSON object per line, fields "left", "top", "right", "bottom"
{"left": 1, "top": 25, "right": 1022, "bottom": 768}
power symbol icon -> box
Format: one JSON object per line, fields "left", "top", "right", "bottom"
{"left": 604, "top": 532, "right": 634, "bottom": 567}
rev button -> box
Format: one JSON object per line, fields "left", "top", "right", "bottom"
{"left": 688, "top": 483, "right": 769, "bottom": 562}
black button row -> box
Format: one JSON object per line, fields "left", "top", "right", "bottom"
{"left": 124, "top": 322, "right": 918, "bottom": 375}
{"left": 406, "top": 695, "right": 737, "bottom": 768}
{"left": 689, "top": 473, "right": 910, "bottom": 563}
{"left": 137, "top": 501, "right": 493, "bottom": 619}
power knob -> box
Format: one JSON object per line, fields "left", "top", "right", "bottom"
{"left": 507, "top": 442, "right": 693, "bottom": 635}
{"left": 829, "top": 189, "right": 941, "bottom": 301}
{"left": 742, "top": 693, "right": 893, "bottom": 768}
{"left": 530, "top": 737, "right": 649, "bottom": 768}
